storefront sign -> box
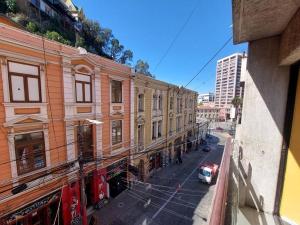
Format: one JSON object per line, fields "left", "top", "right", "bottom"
{"left": 62, "top": 182, "right": 81, "bottom": 225}
{"left": 5, "top": 192, "right": 59, "bottom": 223}
{"left": 92, "top": 168, "right": 108, "bottom": 207}
{"left": 106, "top": 159, "right": 127, "bottom": 181}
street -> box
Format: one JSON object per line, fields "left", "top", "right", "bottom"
{"left": 92, "top": 132, "right": 226, "bottom": 225}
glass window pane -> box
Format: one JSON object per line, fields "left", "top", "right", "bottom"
{"left": 9, "top": 62, "right": 39, "bottom": 75}
{"left": 112, "top": 120, "right": 122, "bottom": 145}
{"left": 33, "top": 143, "right": 45, "bottom": 169}
{"left": 16, "top": 146, "right": 30, "bottom": 173}
{"left": 15, "top": 132, "right": 45, "bottom": 175}
{"left": 111, "top": 80, "right": 122, "bottom": 103}
{"left": 28, "top": 77, "right": 40, "bottom": 101}
{"left": 76, "top": 82, "right": 83, "bottom": 102}
{"left": 85, "top": 83, "right": 91, "bottom": 102}
{"left": 11, "top": 75, "right": 25, "bottom": 101}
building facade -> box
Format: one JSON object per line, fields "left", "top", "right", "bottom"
{"left": 228, "top": 2, "right": 300, "bottom": 225}
{"left": 199, "top": 92, "right": 215, "bottom": 104}
{"left": 197, "top": 105, "right": 220, "bottom": 121}
{"left": 132, "top": 74, "right": 199, "bottom": 181}
{"left": 0, "top": 23, "right": 132, "bottom": 225}
{"left": 133, "top": 74, "right": 168, "bottom": 181}
{"left": 215, "top": 53, "right": 243, "bottom": 109}
{"left": 166, "top": 86, "right": 198, "bottom": 167}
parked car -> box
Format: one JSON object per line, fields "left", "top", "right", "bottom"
{"left": 198, "top": 162, "right": 219, "bottom": 184}
{"left": 202, "top": 146, "right": 211, "bottom": 152}
{"left": 216, "top": 127, "right": 224, "bottom": 131}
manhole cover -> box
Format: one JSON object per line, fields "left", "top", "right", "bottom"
{"left": 118, "top": 202, "right": 124, "bottom": 208}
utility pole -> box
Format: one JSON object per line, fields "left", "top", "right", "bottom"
{"left": 78, "top": 122, "right": 87, "bottom": 225}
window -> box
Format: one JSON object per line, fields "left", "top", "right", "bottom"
{"left": 184, "top": 115, "right": 187, "bottom": 126}
{"left": 189, "top": 114, "right": 193, "bottom": 124}
{"left": 190, "top": 98, "right": 193, "bottom": 108}
{"left": 152, "top": 122, "right": 157, "bottom": 140}
{"left": 75, "top": 74, "right": 92, "bottom": 103}
{"left": 157, "top": 121, "right": 162, "bottom": 138}
{"left": 112, "top": 120, "right": 122, "bottom": 145}
{"left": 138, "top": 124, "right": 144, "bottom": 150}
{"left": 176, "top": 117, "right": 181, "bottom": 132}
{"left": 177, "top": 98, "right": 182, "bottom": 113}
{"left": 158, "top": 95, "right": 162, "bottom": 110}
{"left": 153, "top": 94, "right": 157, "bottom": 110}
{"left": 81, "top": 125, "right": 93, "bottom": 160}
{"left": 185, "top": 97, "right": 188, "bottom": 108}
{"left": 111, "top": 80, "right": 122, "bottom": 103}
{"left": 169, "top": 118, "right": 173, "bottom": 135}
{"left": 15, "top": 132, "right": 45, "bottom": 175}
{"left": 8, "top": 61, "right": 41, "bottom": 103}
{"left": 138, "top": 94, "right": 144, "bottom": 112}
{"left": 170, "top": 96, "right": 174, "bottom": 110}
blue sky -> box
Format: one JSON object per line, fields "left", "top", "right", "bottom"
{"left": 73, "top": 0, "right": 247, "bottom": 93}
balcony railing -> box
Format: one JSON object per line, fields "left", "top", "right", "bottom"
{"left": 208, "top": 137, "right": 233, "bottom": 225}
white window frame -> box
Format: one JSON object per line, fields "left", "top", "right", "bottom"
{"left": 8, "top": 128, "right": 51, "bottom": 183}
{"left": 111, "top": 119, "right": 123, "bottom": 146}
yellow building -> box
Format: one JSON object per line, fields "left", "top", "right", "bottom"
{"left": 132, "top": 73, "right": 198, "bottom": 181}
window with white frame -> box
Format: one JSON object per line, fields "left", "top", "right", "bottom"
{"left": 153, "top": 94, "right": 157, "bottom": 110}
{"left": 75, "top": 74, "right": 92, "bottom": 103}
{"left": 81, "top": 125, "right": 94, "bottom": 160}
{"left": 111, "top": 80, "right": 122, "bottom": 103}
{"left": 112, "top": 120, "right": 122, "bottom": 145}
{"left": 138, "top": 94, "right": 144, "bottom": 112}
{"left": 8, "top": 61, "right": 41, "bottom": 103}
{"left": 157, "top": 120, "right": 162, "bottom": 138}
{"left": 138, "top": 124, "right": 144, "bottom": 150}
{"left": 176, "top": 117, "right": 181, "bottom": 132}
{"left": 158, "top": 95, "right": 162, "bottom": 110}
{"left": 14, "top": 132, "right": 46, "bottom": 175}
{"left": 170, "top": 96, "right": 174, "bottom": 110}
{"left": 169, "top": 118, "right": 173, "bottom": 135}
{"left": 152, "top": 121, "right": 157, "bottom": 140}
{"left": 176, "top": 97, "right": 183, "bottom": 113}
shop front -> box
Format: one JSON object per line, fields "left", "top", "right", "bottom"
{"left": 149, "top": 153, "right": 156, "bottom": 172}
{"left": 91, "top": 168, "right": 108, "bottom": 209}
{"left": 155, "top": 151, "right": 162, "bottom": 169}
{"left": 107, "top": 159, "right": 128, "bottom": 198}
{"left": 61, "top": 181, "right": 82, "bottom": 225}
{"left": 187, "top": 131, "right": 194, "bottom": 151}
{"left": 2, "top": 191, "right": 61, "bottom": 225}
{"left": 174, "top": 137, "right": 182, "bottom": 163}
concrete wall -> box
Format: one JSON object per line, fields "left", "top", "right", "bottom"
{"left": 235, "top": 36, "right": 290, "bottom": 213}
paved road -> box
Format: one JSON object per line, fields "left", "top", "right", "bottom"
{"left": 93, "top": 132, "right": 226, "bottom": 225}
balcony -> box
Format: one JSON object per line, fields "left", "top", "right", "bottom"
{"left": 208, "top": 137, "right": 232, "bottom": 225}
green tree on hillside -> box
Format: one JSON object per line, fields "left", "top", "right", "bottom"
{"left": 135, "top": 59, "right": 154, "bottom": 77}
{"left": 118, "top": 50, "right": 133, "bottom": 65}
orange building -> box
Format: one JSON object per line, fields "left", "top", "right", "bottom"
{"left": 0, "top": 23, "right": 133, "bottom": 224}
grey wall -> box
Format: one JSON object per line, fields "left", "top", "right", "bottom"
{"left": 235, "top": 36, "right": 290, "bottom": 213}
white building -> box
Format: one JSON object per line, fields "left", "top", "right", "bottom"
{"left": 215, "top": 53, "right": 247, "bottom": 108}
{"left": 199, "top": 92, "right": 215, "bottom": 104}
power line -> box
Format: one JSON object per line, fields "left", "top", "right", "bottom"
{"left": 153, "top": 0, "right": 201, "bottom": 72}
{"left": 183, "top": 36, "right": 233, "bottom": 88}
